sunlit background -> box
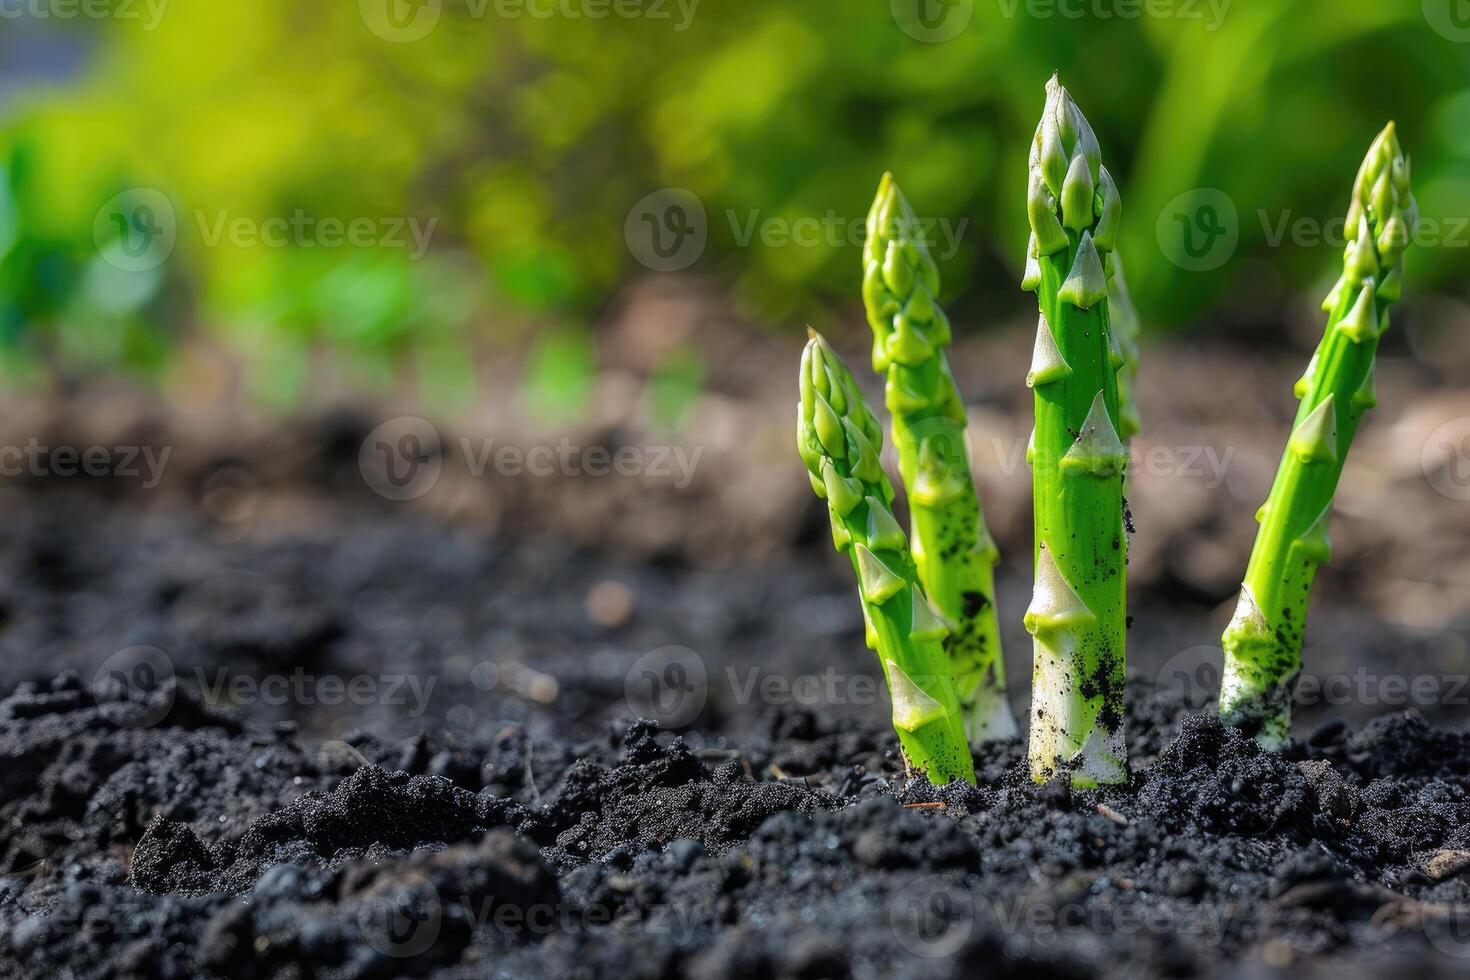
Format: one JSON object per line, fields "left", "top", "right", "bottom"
{"left": 2, "top": 2, "right": 1467, "bottom": 412}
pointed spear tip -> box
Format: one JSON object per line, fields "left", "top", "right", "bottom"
{"left": 874, "top": 171, "right": 899, "bottom": 209}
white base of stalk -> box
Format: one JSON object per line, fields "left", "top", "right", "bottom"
{"left": 1219, "top": 658, "right": 1293, "bottom": 751}
{"left": 1219, "top": 585, "right": 1295, "bottom": 751}
{"left": 960, "top": 686, "right": 1019, "bottom": 745}
{"left": 1027, "top": 640, "right": 1127, "bottom": 787}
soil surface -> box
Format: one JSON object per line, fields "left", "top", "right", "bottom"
{"left": 3, "top": 316, "right": 1470, "bottom": 979}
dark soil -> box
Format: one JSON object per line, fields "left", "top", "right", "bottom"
{"left": 3, "top": 317, "right": 1470, "bottom": 978}
{"left": 2, "top": 481, "right": 1469, "bottom": 980}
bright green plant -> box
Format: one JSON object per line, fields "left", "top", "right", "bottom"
{"left": 861, "top": 174, "right": 1017, "bottom": 744}
{"left": 1021, "top": 76, "right": 1129, "bottom": 787}
{"left": 797, "top": 331, "right": 976, "bottom": 785}
{"left": 0, "top": 139, "right": 174, "bottom": 383}
{"left": 1220, "top": 124, "right": 1416, "bottom": 747}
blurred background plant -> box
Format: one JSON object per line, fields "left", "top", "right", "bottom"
{"left": 0, "top": 1, "right": 1467, "bottom": 412}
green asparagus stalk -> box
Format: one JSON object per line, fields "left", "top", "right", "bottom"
{"left": 1107, "top": 252, "right": 1142, "bottom": 442}
{"left": 798, "top": 331, "right": 977, "bottom": 785}
{"left": 861, "top": 174, "right": 1018, "bottom": 743}
{"left": 1220, "top": 123, "right": 1416, "bottom": 747}
{"left": 1021, "top": 76, "right": 1129, "bottom": 786}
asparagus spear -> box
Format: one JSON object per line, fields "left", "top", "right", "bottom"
{"left": 798, "top": 331, "right": 977, "bottom": 785}
{"left": 1021, "top": 75, "right": 1129, "bottom": 786}
{"left": 1220, "top": 123, "right": 1416, "bottom": 747}
{"left": 861, "top": 174, "right": 1018, "bottom": 743}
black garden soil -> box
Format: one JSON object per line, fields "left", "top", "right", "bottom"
{"left": 3, "top": 304, "right": 1470, "bottom": 979}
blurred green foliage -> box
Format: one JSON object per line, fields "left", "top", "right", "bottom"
{"left": 0, "top": 2, "right": 1467, "bottom": 398}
